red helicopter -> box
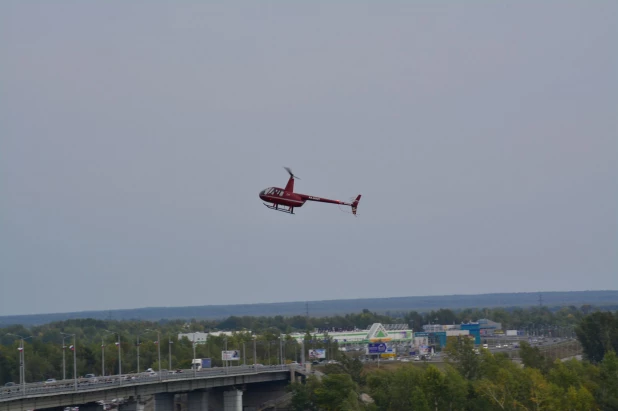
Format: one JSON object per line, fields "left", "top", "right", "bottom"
{"left": 259, "top": 167, "right": 361, "bottom": 215}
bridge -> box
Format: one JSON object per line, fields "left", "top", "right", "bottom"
{"left": 0, "top": 364, "right": 313, "bottom": 411}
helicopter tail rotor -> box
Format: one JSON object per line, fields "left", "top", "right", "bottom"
{"left": 351, "top": 194, "right": 361, "bottom": 215}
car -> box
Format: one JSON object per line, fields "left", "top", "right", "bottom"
{"left": 82, "top": 374, "right": 99, "bottom": 383}
{"left": 44, "top": 378, "right": 57, "bottom": 384}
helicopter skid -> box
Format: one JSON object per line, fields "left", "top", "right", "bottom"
{"left": 263, "top": 203, "right": 294, "bottom": 214}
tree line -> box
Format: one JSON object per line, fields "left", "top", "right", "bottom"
{"left": 0, "top": 305, "right": 615, "bottom": 386}
{"left": 0, "top": 319, "right": 337, "bottom": 384}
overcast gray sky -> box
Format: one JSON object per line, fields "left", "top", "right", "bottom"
{"left": 1, "top": 1, "right": 616, "bottom": 316}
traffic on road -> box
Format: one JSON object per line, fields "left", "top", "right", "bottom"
{"left": 0, "top": 364, "right": 294, "bottom": 401}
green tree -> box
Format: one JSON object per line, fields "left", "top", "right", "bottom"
{"left": 575, "top": 311, "right": 618, "bottom": 363}
{"left": 314, "top": 374, "right": 362, "bottom": 411}
{"left": 565, "top": 386, "right": 597, "bottom": 411}
{"left": 288, "top": 378, "right": 319, "bottom": 411}
{"left": 519, "top": 341, "right": 553, "bottom": 375}
{"left": 366, "top": 366, "right": 430, "bottom": 411}
{"left": 444, "top": 336, "right": 481, "bottom": 380}
{"left": 597, "top": 350, "right": 618, "bottom": 410}
{"left": 323, "top": 355, "right": 365, "bottom": 386}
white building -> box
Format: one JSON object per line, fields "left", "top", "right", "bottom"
{"left": 177, "top": 330, "right": 250, "bottom": 344}
{"left": 208, "top": 331, "right": 239, "bottom": 337}
{"left": 288, "top": 323, "right": 414, "bottom": 345}
{"left": 177, "top": 332, "right": 208, "bottom": 344}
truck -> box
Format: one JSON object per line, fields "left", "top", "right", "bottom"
{"left": 191, "top": 358, "right": 212, "bottom": 371}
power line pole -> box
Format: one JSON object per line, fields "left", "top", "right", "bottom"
{"left": 538, "top": 293, "right": 543, "bottom": 307}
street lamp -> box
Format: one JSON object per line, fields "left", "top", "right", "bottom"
{"left": 224, "top": 336, "right": 228, "bottom": 373}
{"left": 252, "top": 335, "right": 258, "bottom": 371}
{"left": 101, "top": 337, "right": 105, "bottom": 377}
{"left": 192, "top": 334, "right": 197, "bottom": 378}
{"left": 104, "top": 330, "right": 122, "bottom": 385}
{"left": 60, "top": 333, "right": 77, "bottom": 391}
{"left": 60, "top": 334, "right": 68, "bottom": 380}
{"left": 6, "top": 333, "right": 32, "bottom": 393}
{"left": 135, "top": 331, "right": 142, "bottom": 374}
{"left": 144, "top": 329, "right": 162, "bottom": 381}
{"left": 168, "top": 334, "right": 173, "bottom": 371}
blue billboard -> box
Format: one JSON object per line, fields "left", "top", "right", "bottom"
{"left": 201, "top": 358, "right": 211, "bottom": 368}
{"left": 367, "top": 343, "right": 388, "bottom": 354}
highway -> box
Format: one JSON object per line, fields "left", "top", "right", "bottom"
{"left": 0, "top": 364, "right": 294, "bottom": 402}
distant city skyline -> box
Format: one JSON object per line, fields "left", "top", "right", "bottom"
{"left": 1, "top": 1, "right": 616, "bottom": 316}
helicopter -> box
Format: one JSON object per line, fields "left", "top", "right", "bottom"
{"left": 259, "top": 167, "right": 361, "bottom": 215}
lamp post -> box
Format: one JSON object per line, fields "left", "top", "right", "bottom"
{"left": 144, "top": 329, "right": 162, "bottom": 381}
{"left": 61, "top": 334, "right": 67, "bottom": 380}
{"left": 101, "top": 338, "right": 105, "bottom": 377}
{"left": 192, "top": 335, "right": 197, "bottom": 378}
{"left": 136, "top": 333, "right": 141, "bottom": 374}
{"left": 168, "top": 335, "right": 173, "bottom": 371}
{"left": 18, "top": 338, "right": 24, "bottom": 388}
{"left": 253, "top": 336, "right": 258, "bottom": 371}
{"left": 60, "top": 333, "right": 77, "bottom": 391}
{"left": 104, "top": 330, "right": 121, "bottom": 385}
{"left": 224, "top": 337, "right": 228, "bottom": 373}
{"left": 7, "top": 333, "right": 33, "bottom": 393}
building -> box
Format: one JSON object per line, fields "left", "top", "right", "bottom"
{"left": 287, "top": 323, "right": 414, "bottom": 345}
{"left": 208, "top": 331, "right": 239, "bottom": 338}
{"left": 460, "top": 322, "right": 481, "bottom": 344}
{"left": 422, "top": 324, "right": 460, "bottom": 332}
{"left": 177, "top": 331, "right": 245, "bottom": 345}
{"left": 178, "top": 332, "right": 208, "bottom": 344}
{"left": 478, "top": 319, "right": 502, "bottom": 336}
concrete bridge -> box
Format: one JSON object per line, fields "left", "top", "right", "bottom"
{"left": 0, "top": 365, "right": 311, "bottom": 411}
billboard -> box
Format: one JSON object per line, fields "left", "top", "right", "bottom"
{"left": 308, "top": 349, "right": 326, "bottom": 359}
{"left": 367, "top": 343, "right": 388, "bottom": 354}
{"left": 201, "top": 358, "right": 211, "bottom": 368}
{"left": 221, "top": 350, "right": 241, "bottom": 361}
